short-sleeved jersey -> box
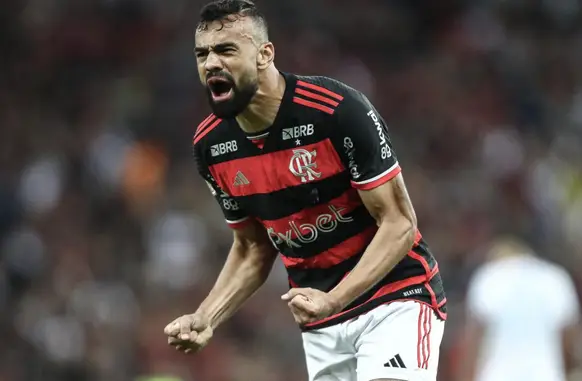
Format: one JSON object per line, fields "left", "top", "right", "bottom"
{"left": 192, "top": 72, "right": 446, "bottom": 330}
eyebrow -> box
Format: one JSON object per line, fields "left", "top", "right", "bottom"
{"left": 194, "top": 42, "right": 239, "bottom": 53}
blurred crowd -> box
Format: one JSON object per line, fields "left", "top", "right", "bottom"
{"left": 1, "top": 0, "right": 582, "bottom": 380}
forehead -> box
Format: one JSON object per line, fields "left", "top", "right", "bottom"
{"left": 195, "top": 18, "right": 257, "bottom": 48}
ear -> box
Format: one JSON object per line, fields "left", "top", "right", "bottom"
{"left": 257, "top": 42, "right": 275, "bottom": 70}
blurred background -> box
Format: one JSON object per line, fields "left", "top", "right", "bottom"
{"left": 1, "top": 0, "right": 582, "bottom": 380}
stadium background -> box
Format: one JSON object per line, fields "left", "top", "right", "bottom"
{"left": 1, "top": 0, "right": 582, "bottom": 380}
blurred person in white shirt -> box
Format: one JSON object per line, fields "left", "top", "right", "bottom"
{"left": 459, "top": 237, "right": 581, "bottom": 381}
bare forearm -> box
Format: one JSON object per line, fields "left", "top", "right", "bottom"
{"left": 329, "top": 220, "right": 415, "bottom": 309}
{"left": 200, "top": 243, "right": 275, "bottom": 329}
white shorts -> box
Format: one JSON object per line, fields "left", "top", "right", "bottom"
{"left": 301, "top": 301, "right": 445, "bottom": 381}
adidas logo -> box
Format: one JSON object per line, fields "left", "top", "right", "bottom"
{"left": 384, "top": 354, "right": 406, "bottom": 368}
{"left": 233, "top": 171, "right": 250, "bottom": 186}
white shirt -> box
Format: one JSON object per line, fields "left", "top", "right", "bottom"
{"left": 467, "top": 255, "right": 580, "bottom": 381}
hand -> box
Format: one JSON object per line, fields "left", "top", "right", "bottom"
{"left": 281, "top": 288, "right": 343, "bottom": 325}
{"left": 163, "top": 312, "right": 213, "bottom": 354}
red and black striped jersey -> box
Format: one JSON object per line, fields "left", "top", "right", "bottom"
{"left": 192, "top": 72, "right": 446, "bottom": 330}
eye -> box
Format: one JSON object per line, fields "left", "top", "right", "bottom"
{"left": 196, "top": 51, "right": 208, "bottom": 58}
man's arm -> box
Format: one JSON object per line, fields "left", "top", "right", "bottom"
{"left": 164, "top": 219, "right": 277, "bottom": 352}
{"left": 328, "top": 174, "right": 417, "bottom": 309}
{"left": 282, "top": 84, "right": 420, "bottom": 323}
{"left": 199, "top": 219, "right": 278, "bottom": 330}
{"left": 164, "top": 142, "right": 276, "bottom": 350}
{"left": 325, "top": 86, "right": 415, "bottom": 308}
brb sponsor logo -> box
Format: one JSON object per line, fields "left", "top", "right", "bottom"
{"left": 267, "top": 205, "right": 353, "bottom": 249}
{"left": 289, "top": 148, "right": 322, "bottom": 183}
{"left": 366, "top": 110, "right": 392, "bottom": 160}
{"left": 343, "top": 137, "right": 360, "bottom": 179}
{"left": 211, "top": 140, "right": 238, "bottom": 157}
{"left": 282, "top": 124, "right": 314, "bottom": 140}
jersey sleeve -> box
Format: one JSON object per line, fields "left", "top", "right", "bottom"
{"left": 193, "top": 144, "right": 251, "bottom": 229}
{"left": 331, "top": 89, "right": 401, "bottom": 190}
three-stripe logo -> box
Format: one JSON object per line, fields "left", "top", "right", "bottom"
{"left": 233, "top": 171, "right": 250, "bottom": 186}
{"left": 384, "top": 353, "right": 406, "bottom": 369}
{"left": 293, "top": 80, "right": 344, "bottom": 115}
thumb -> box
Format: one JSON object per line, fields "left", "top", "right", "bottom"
{"left": 164, "top": 321, "right": 179, "bottom": 336}
{"left": 281, "top": 287, "right": 307, "bottom": 301}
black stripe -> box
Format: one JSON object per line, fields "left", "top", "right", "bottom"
{"left": 395, "top": 354, "right": 406, "bottom": 368}
{"left": 412, "top": 238, "right": 437, "bottom": 270}
{"left": 288, "top": 254, "right": 428, "bottom": 295}
{"left": 237, "top": 171, "right": 351, "bottom": 221}
{"left": 389, "top": 358, "right": 398, "bottom": 368}
{"left": 287, "top": 252, "right": 363, "bottom": 292}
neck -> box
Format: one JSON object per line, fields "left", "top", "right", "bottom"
{"left": 236, "top": 65, "right": 285, "bottom": 134}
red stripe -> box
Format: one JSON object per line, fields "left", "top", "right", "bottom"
{"left": 429, "top": 264, "right": 439, "bottom": 279}
{"left": 414, "top": 230, "right": 422, "bottom": 246}
{"left": 196, "top": 114, "right": 216, "bottom": 134}
{"left": 437, "top": 297, "right": 447, "bottom": 308}
{"left": 193, "top": 118, "right": 222, "bottom": 145}
{"left": 296, "top": 80, "right": 344, "bottom": 101}
{"left": 280, "top": 225, "right": 377, "bottom": 269}
{"left": 408, "top": 251, "right": 431, "bottom": 277}
{"left": 351, "top": 165, "right": 402, "bottom": 190}
{"left": 408, "top": 251, "right": 442, "bottom": 313}
{"left": 288, "top": 277, "right": 299, "bottom": 288}
{"left": 293, "top": 97, "right": 335, "bottom": 115}
{"left": 250, "top": 137, "right": 266, "bottom": 150}
{"left": 423, "top": 306, "right": 433, "bottom": 369}
{"left": 192, "top": 114, "right": 216, "bottom": 144}
{"left": 422, "top": 304, "right": 429, "bottom": 369}
{"left": 295, "top": 88, "right": 340, "bottom": 107}
{"left": 304, "top": 274, "right": 427, "bottom": 328}
{"left": 417, "top": 304, "right": 424, "bottom": 368}
{"left": 209, "top": 138, "right": 345, "bottom": 197}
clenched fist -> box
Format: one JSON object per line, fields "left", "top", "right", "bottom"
{"left": 281, "top": 288, "right": 343, "bottom": 325}
{"left": 164, "top": 312, "right": 213, "bottom": 354}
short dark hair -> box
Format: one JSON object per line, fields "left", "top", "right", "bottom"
{"left": 197, "top": 0, "right": 268, "bottom": 43}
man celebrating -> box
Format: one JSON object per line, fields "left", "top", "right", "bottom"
{"left": 164, "top": 1, "right": 447, "bottom": 380}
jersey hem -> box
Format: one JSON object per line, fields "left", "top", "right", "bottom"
{"left": 301, "top": 294, "right": 447, "bottom": 332}
{"left": 225, "top": 216, "right": 251, "bottom": 229}
{"left": 351, "top": 163, "right": 401, "bottom": 190}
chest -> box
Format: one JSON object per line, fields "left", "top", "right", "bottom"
{"left": 209, "top": 138, "right": 344, "bottom": 201}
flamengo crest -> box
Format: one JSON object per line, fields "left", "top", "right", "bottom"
{"left": 289, "top": 148, "right": 322, "bottom": 183}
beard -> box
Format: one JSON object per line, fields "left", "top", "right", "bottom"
{"left": 205, "top": 71, "right": 258, "bottom": 119}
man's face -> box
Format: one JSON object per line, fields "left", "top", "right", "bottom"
{"left": 195, "top": 18, "right": 260, "bottom": 118}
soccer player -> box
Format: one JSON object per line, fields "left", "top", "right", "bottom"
{"left": 164, "top": 1, "right": 447, "bottom": 380}
{"left": 460, "top": 237, "right": 581, "bottom": 381}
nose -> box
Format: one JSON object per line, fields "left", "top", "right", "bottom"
{"left": 204, "top": 51, "right": 223, "bottom": 73}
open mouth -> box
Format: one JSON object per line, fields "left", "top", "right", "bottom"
{"left": 207, "top": 77, "right": 234, "bottom": 102}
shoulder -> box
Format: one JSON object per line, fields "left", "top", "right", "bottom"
{"left": 191, "top": 113, "right": 231, "bottom": 157}
{"left": 291, "top": 74, "right": 369, "bottom": 116}
{"left": 294, "top": 74, "right": 360, "bottom": 97}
